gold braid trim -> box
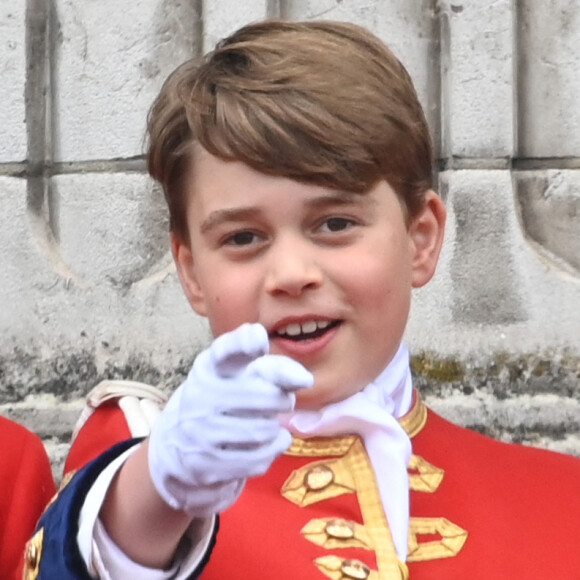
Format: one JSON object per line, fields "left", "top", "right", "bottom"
{"left": 408, "top": 455, "right": 444, "bottom": 493}
{"left": 283, "top": 391, "right": 466, "bottom": 570}
{"left": 407, "top": 517, "right": 468, "bottom": 562}
{"left": 398, "top": 392, "right": 428, "bottom": 438}
{"left": 285, "top": 391, "right": 427, "bottom": 461}
{"left": 286, "top": 435, "right": 357, "bottom": 457}
{"left": 346, "top": 438, "right": 408, "bottom": 578}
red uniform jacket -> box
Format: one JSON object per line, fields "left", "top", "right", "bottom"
{"left": 0, "top": 416, "right": 55, "bottom": 580}
{"left": 36, "top": 390, "right": 580, "bottom": 579}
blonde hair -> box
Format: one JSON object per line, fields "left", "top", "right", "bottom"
{"left": 147, "top": 20, "right": 433, "bottom": 241}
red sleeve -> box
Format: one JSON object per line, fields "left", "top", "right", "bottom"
{"left": 0, "top": 417, "right": 56, "bottom": 580}
{"left": 63, "top": 381, "right": 166, "bottom": 475}
{"left": 64, "top": 401, "right": 134, "bottom": 474}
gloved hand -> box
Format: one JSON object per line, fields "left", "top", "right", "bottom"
{"left": 148, "top": 322, "right": 313, "bottom": 516}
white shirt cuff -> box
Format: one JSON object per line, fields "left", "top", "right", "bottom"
{"left": 77, "top": 442, "right": 215, "bottom": 579}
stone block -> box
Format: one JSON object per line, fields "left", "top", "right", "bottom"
{"left": 203, "top": 0, "right": 273, "bottom": 52}
{"left": 0, "top": 2, "right": 27, "bottom": 162}
{"left": 514, "top": 170, "right": 580, "bottom": 275}
{"left": 1, "top": 396, "right": 83, "bottom": 440}
{"left": 408, "top": 169, "right": 524, "bottom": 349}
{"left": 0, "top": 177, "right": 62, "bottom": 340}
{"left": 407, "top": 169, "right": 580, "bottom": 358}
{"left": 0, "top": 259, "right": 209, "bottom": 402}
{"left": 441, "top": 0, "right": 515, "bottom": 158}
{"left": 448, "top": 170, "right": 526, "bottom": 326}
{"left": 283, "top": 0, "right": 440, "bottom": 146}
{"left": 0, "top": 175, "right": 211, "bottom": 402}
{"left": 55, "top": 173, "right": 169, "bottom": 286}
{"left": 53, "top": 0, "right": 199, "bottom": 161}
{"left": 518, "top": 1, "right": 580, "bottom": 157}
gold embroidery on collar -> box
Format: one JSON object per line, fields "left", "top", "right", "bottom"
{"left": 285, "top": 391, "right": 426, "bottom": 459}
{"left": 408, "top": 455, "right": 445, "bottom": 493}
{"left": 301, "top": 518, "right": 373, "bottom": 550}
{"left": 23, "top": 528, "right": 44, "bottom": 580}
{"left": 398, "top": 392, "right": 427, "bottom": 438}
{"left": 407, "top": 517, "right": 468, "bottom": 562}
{"left": 286, "top": 435, "right": 357, "bottom": 457}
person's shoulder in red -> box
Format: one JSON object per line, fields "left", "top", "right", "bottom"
{"left": 408, "top": 404, "right": 580, "bottom": 578}
{"left": 0, "top": 416, "right": 56, "bottom": 580}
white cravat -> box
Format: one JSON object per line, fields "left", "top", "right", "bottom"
{"left": 281, "top": 342, "right": 414, "bottom": 560}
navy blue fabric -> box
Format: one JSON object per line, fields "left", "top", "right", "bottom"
{"left": 33, "top": 438, "right": 217, "bottom": 579}
{"left": 34, "top": 438, "right": 138, "bottom": 578}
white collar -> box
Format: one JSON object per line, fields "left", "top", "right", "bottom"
{"left": 282, "top": 342, "right": 413, "bottom": 560}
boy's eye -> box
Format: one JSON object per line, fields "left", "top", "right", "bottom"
{"left": 224, "top": 231, "right": 260, "bottom": 246}
{"left": 320, "top": 217, "right": 355, "bottom": 232}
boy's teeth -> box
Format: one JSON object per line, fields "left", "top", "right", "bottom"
{"left": 285, "top": 323, "right": 302, "bottom": 336}
{"left": 279, "top": 320, "right": 330, "bottom": 336}
{"left": 302, "top": 321, "right": 318, "bottom": 334}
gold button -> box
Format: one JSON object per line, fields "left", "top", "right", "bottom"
{"left": 26, "top": 543, "right": 39, "bottom": 569}
{"left": 325, "top": 518, "right": 355, "bottom": 539}
{"left": 340, "top": 559, "right": 370, "bottom": 579}
{"left": 304, "top": 465, "right": 334, "bottom": 491}
{"left": 23, "top": 528, "right": 44, "bottom": 580}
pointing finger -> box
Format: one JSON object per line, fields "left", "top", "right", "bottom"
{"left": 209, "top": 323, "right": 270, "bottom": 377}
{"left": 246, "top": 354, "right": 314, "bottom": 392}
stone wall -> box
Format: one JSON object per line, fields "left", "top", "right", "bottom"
{"left": 1, "top": 0, "right": 579, "bottom": 478}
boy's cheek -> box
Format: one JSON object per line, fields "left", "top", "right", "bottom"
{"left": 206, "top": 305, "right": 260, "bottom": 339}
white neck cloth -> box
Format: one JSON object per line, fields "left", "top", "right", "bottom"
{"left": 281, "top": 342, "right": 413, "bottom": 560}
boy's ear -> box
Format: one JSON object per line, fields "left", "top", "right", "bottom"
{"left": 409, "top": 190, "right": 446, "bottom": 289}
{"left": 171, "top": 232, "right": 208, "bottom": 317}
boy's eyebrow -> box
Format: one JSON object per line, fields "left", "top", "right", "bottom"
{"left": 200, "top": 207, "right": 260, "bottom": 233}
{"left": 303, "top": 190, "right": 376, "bottom": 209}
{"left": 200, "top": 191, "right": 375, "bottom": 233}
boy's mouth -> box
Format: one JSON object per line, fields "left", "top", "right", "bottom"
{"left": 271, "top": 319, "right": 341, "bottom": 341}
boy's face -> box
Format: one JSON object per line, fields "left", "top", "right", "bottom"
{"left": 173, "top": 147, "right": 445, "bottom": 410}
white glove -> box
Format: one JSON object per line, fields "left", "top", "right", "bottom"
{"left": 148, "top": 323, "right": 313, "bottom": 516}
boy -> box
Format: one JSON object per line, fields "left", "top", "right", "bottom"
{"left": 0, "top": 416, "right": 55, "bottom": 580}
{"left": 26, "top": 20, "right": 580, "bottom": 579}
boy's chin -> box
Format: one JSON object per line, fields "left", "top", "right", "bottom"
{"left": 294, "top": 387, "right": 322, "bottom": 411}
{"left": 294, "top": 385, "right": 353, "bottom": 411}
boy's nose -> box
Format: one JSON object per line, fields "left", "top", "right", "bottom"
{"left": 264, "top": 238, "right": 323, "bottom": 297}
